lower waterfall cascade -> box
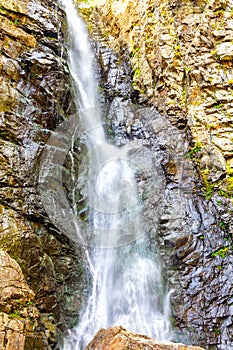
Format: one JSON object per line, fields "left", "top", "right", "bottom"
{"left": 57, "top": 0, "right": 173, "bottom": 349}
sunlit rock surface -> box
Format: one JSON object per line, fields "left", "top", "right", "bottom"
{"left": 95, "top": 0, "right": 233, "bottom": 195}
{"left": 85, "top": 326, "right": 206, "bottom": 350}
{"left": 0, "top": 250, "right": 45, "bottom": 349}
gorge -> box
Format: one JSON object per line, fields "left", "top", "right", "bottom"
{"left": 0, "top": 0, "right": 233, "bottom": 349}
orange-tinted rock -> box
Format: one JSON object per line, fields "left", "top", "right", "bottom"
{"left": 0, "top": 250, "right": 35, "bottom": 313}
{"left": 85, "top": 326, "right": 206, "bottom": 350}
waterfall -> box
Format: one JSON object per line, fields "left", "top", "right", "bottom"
{"left": 58, "top": 0, "right": 173, "bottom": 348}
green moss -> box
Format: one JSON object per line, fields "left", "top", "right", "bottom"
{"left": 130, "top": 46, "right": 140, "bottom": 58}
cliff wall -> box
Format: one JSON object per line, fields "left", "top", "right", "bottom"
{"left": 95, "top": 0, "right": 233, "bottom": 196}
{"left": 0, "top": 0, "right": 87, "bottom": 348}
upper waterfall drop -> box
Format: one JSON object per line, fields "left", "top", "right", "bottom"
{"left": 60, "top": 0, "right": 173, "bottom": 349}
{"left": 61, "top": 0, "right": 97, "bottom": 111}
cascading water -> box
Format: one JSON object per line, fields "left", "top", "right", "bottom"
{"left": 60, "top": 0, "right": 173, "bottom": 348}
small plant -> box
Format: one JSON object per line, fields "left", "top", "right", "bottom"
{"left": 212, "top": 247, "right": 229, "bottom": 259}
{"left": 203, "top": 183, "right": 214, "bottom": 200}
{"left": 213, "top": 327, "right": 221, "bottom": 335}
{"left": 8, "top": 312, "right": 21, "bottom": 319}
{"left": 218, "top": 188, "right": 229, "bottom": 197}
{"left": 214, "top": 102, "right": 224, "bottom": 109}
{"left": 210, "top": 49, "right": 217, "bottom": 55}
{"left": 14, "top": 19, "right": 20, "bottom": 25}
{"left": 184, "top": 66, "right": 191, "bottom": 72}
{"left": 199, "top": 235, "right": 204, "bottom": 240}
{"left": 180, "top": 87, "right": 187, "bottom": 106}
{"left": 219, "top": 221, "right": 226, "bottom": 229}
{"left": 186, "top": 143, "right": 202, "bottom": 158}
{"left": 226, "top": 163, "right": 233, "bottom": 176}
{"left": 133, "top": 67, "right": 141, "bottom": 78}
{"left": 215, "top": 9, "right": 225, "bottom": 17}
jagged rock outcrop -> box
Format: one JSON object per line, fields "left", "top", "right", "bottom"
{"left": 85, "top": 326, "right": 206, "bottom": 350}
{"left": 94, "top": 0, "right": 233, "bottom": 196}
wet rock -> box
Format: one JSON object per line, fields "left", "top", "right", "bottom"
{"left": 0, "top": 0, "right": 85, "bottom": 347}
{"left": 85, "top": 326, "right": 206, "bottom": 350}
{"left": 93, "top": 40, "right": 233, "bottom": 345}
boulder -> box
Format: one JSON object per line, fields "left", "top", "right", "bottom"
{"left": 85, "top": 326, "right": 206, "bottom": 350}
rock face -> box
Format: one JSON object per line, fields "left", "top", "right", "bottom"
{"left": 89, "top": 1, "right": 233, "bottom": 348}
{"left": 0, "top": 250, "right": 35, "bottom": 313}
{"left": 0, "top": 250, "right": 45, "bottom": 350}
{"left": 95, "top": 0, "right": 233, "bottom": 195}
{"left": 0, "top": 0, "right": 88, "bottom": 348}
{"left": 85, "top": 326, "right": 205, "bottom": 350}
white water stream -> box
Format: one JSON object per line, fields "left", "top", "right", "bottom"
{"left": 61, "top": 0, "right": 172, "bottom": 348}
